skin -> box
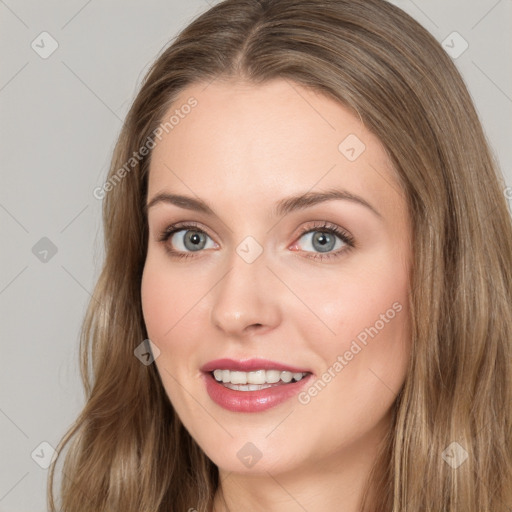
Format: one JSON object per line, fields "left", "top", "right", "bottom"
{"left": 141, "top": 78, "right": 412, "bottom": 512}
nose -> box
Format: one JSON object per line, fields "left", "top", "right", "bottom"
{"left": 209, "top": 248, "right": 283, "bottom": 337}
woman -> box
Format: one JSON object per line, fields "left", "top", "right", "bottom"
{"left": 48, "top": 0, "right": 512, "bottom": 511}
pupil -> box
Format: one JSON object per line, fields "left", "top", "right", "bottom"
{"left": 313, "top": 231, "right": 335, "bottom": 253}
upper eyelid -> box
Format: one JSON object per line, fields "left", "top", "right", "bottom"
{"left": 157, "top": 220, "right": 208, "bottom": 235}
{"left": 160, "top": 221, "right": 340, "bottom": 235}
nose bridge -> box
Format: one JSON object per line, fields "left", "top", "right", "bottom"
{"left": 210, "top": 241, "right": 282, "bottom": 335}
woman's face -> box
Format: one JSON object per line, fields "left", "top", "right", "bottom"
{"left": 141, "top": 78, "right": 412, "bottom": 476}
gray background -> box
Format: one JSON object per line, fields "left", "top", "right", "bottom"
{"left": 0, "top": 1, "right": 510, "bottom": 510}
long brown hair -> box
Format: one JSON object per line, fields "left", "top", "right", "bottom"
{"left": 48, "top": 0, "right": 512, "bottom": 510}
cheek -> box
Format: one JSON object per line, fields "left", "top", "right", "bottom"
{"left": 140, "top": 259, "right": 202, "bottom": 405}
{"left": 302, "top": 250, "right": 411, "bottom": 389}
{"left": 140, "top": 254, "right": 206, "bottom": 341}
{"left": 301, "top": 255, "right": 408, "bottom": 341}
{"left": 295, "top": 265, "right": 410, "bottom": 442}
{"left": 140, "top": 255, "right": 214, "bottom": 395}
{"left": 141, "top": 263, "right": 174, "bottom": 340}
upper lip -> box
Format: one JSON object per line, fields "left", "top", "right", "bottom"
{"left": 201, "top": 358, "right": 311, "bottom": 374}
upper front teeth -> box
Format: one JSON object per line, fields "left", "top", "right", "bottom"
{"left": 212, "top": 369, "right": 307, "bottom": 384}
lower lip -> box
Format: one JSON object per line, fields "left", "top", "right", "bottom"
{"left": 203, "top": 372, "right": 313, "bottom": 413}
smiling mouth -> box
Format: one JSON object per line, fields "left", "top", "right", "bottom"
{"left": 211, "top": 369, "right": 311, "bottom": 391}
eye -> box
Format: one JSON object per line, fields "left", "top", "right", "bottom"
{"left": 171, "top": 229, "right": 215, "bottom": 252}
{"left": 158, "top": 220, "right": 355, "bottom": 261}
{"left": 158, "top": 222, "right": 217, "bottom": 258}
{"left": 292, "top": 221, "right": 355, "bottom": 260}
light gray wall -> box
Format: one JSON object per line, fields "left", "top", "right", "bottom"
{"left": 0, "top": 1, "right": 510, "bottom": 510}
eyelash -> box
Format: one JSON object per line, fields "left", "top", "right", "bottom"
{"left": 157, "top": 221, "right": 355, "bottom": 261}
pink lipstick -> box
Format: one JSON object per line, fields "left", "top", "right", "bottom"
{"left": 201, "top": 358, "right": 313, "bottom": 413}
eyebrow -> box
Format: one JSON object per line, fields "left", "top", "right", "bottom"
{"left": 145, "top": 188, "right": 382, "bottom": 219}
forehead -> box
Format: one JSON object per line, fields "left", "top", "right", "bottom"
{"left": 147, "top": 78, "right": 402, "bottom": 216}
